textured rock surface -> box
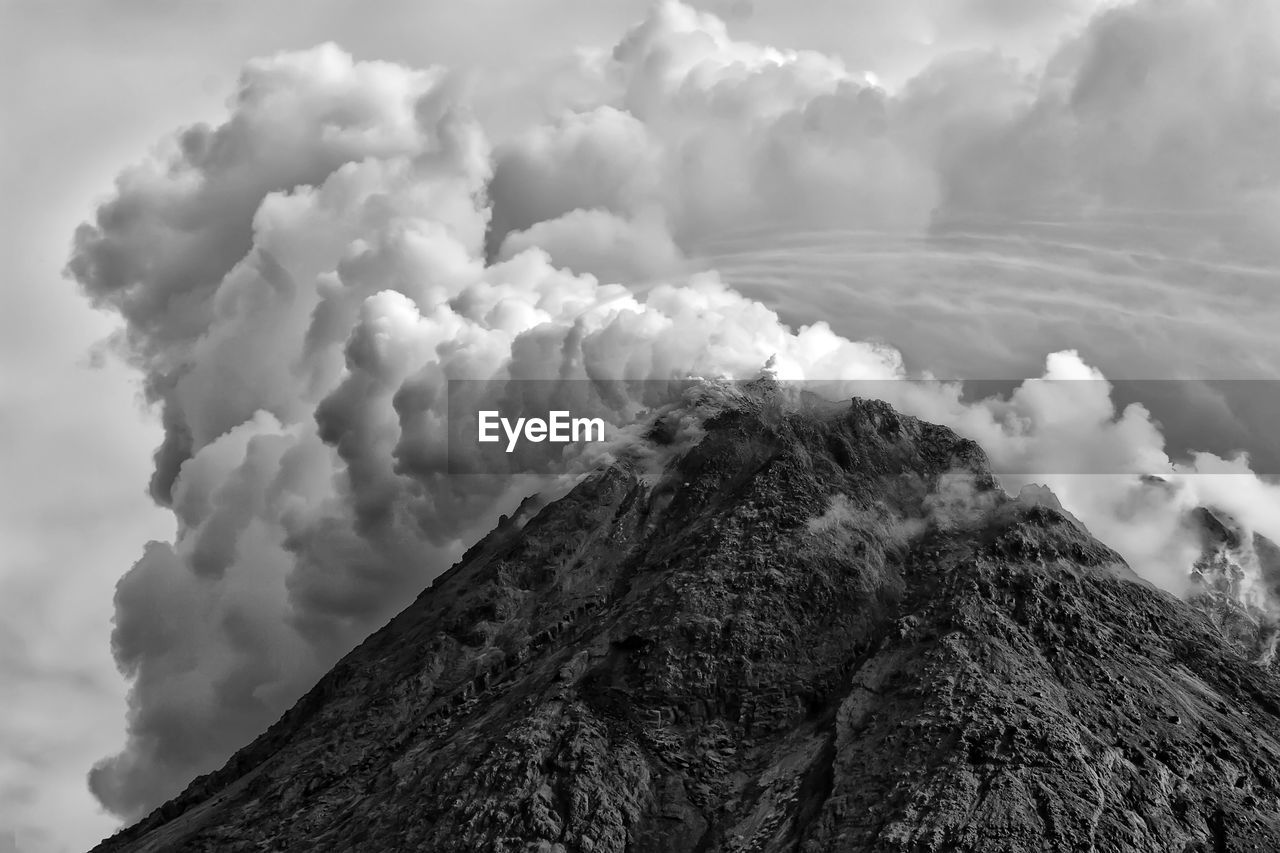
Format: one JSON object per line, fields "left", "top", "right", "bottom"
{"left": 92, "top": 391, "right": 1280, "bottom": 852}
{"left": 1187, "top": 506, "right": 1280, "bottom": 668}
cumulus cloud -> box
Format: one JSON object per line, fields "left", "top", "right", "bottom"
{"left": 70, "top": 44, "right": 494, "bottom": 817}
{"left": 68, "top": 0, "right": 1280, "bottom": 824}
{"left": 483, "top": 0, "right": 1280, "bottom": 380}
{"left": 488, "top": 1, "right": 934, "bottom": 279}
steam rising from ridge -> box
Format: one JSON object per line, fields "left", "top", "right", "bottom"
{"left": 70, "top": 0, "right": 1280, "bottom": 819}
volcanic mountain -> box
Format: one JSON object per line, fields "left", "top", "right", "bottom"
{"left": 91, "top": 388, "right": 1280, "bottom": 852}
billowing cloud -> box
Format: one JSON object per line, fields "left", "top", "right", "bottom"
{"left": 488, "top": 1, "right": 935, "bottom": 277}
{"left": 486, "top": 0, "right": 1280, "bottom": 380}
{"left": 68, "top": 0, "right": 1280, "bottom": 826}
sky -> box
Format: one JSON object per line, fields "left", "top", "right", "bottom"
{"left": 4, "top": 1, "right": 1280, "bottom": 851}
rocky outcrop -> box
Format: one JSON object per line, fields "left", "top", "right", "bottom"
{"left": 1187, "top": 506, "right": 1280, "bottom": 667}
{"left": 91, "top": 391, "right": 1280, "bottom": 852}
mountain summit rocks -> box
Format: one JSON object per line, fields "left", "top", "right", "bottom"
{"left": 92, "top": 391, "right": 1280, "bottom": 852}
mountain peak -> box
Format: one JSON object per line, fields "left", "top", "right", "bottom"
{"left": 93, "top": 394, "right": 1280, "bottom": 853}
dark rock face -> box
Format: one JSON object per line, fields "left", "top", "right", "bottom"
{"left": 92, "top": 394, "right": 1280, "bottom": 852}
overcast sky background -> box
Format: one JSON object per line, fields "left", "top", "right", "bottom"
{"left": 4, "top": 1, "right": 1280, "bottom": 851}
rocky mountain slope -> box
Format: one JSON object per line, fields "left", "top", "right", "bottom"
{"left": 91, "top": 388, "right": 1280, "bottom": 852}
{"left": 1187, "top": 505, "right": 1280, "bottom": 668}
